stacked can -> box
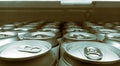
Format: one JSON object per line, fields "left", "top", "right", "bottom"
{"left": 0, "top": 31, "right": 18, "bottom": 46}
{"left": 0, "top": 40, "right": 57, "bottom": 66}
{"left": 60, "top": 32, "right": 97, "bottom": 57}
{"left": 58, "top": 41, "right": 120, "bottom": 66}
{"left": 0, "top": 21, "right": 58, "bottom": 66}
{"left": 0, "top": 22, "right": 22, "bottom": 46}
{"left": 20, "top": 21, "right": 62, "bottom": 60}
{"left": 12, "top": 21, "right": 45, "bottom": 40}
{"left": 95, "top": 28, "right": 118, "bottom": 41}
{"left": 1, "top": 20, "right": 120, "bottom": 66}
{"left": 84, "top": 22, "right": 119, "bottom": 42}
{"left": 60, "top": 22, "right": 97, "bottom": 57}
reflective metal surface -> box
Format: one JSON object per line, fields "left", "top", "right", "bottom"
{"left": 63, "top": 32, "right": 96, "bottom": 42}
{"left": 0, "top": 40, "right": 51, "bottom": 61}
{"left": 0, "top": 31, "right": 18, "bottom": 46}
{"left": 96, "top": 29, "right": 118, "bottom": 41}
{"left": 59, "top": 41, "right": 120, "bottom": 66}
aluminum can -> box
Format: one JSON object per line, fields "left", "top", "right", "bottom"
{"left": 23, "top": 32, "right": 59, "bottom": 59}
{"left": 59, "top": 41, "right": 120, "bottom": 66}
{"left": 14, "top": 27, "right": 36, "bottom": 32}
{"left": 115, "top": 26, "right": 120, "bottom": 31}
{"left": 2, "top": 24, "right": 16, "bottom": 31}
{"left": 62, "top": 32, "right": 96, "bottom": 42}
{"left": 90, "top": 26, "right": 105, "bottom": 33}
{"left": 60, "top": 32, "right": 96, "bottom": 57}
{"left": 39, "top": 27, "right": 61, "bottom": 38}
{"left": 104, "top": 33, "right": 120, "bottom": 50}
{"left": 63, "top": 28, "right": 87, "bottom": 34}
{"left": 0, "top": 31, "right": 18, "bottom": 46}
{"left": 96, "top": 29, "right": 118, "bottom": 41}
{"left": 0, "top": 40, "right": 57, "bottom": 66}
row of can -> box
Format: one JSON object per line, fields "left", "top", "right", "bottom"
{"left": 0, "top": 21, "right": 61, "bottom": 66}
{"left": 0, "top": 21, "right": 120, "bottom": 66}
{"left": 58, "top": 21, "right": 120, "bottom": 66}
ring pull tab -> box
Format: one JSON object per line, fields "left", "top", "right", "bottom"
{"left": 74, "top": 30, "right": 80, "bottom": 32}
{"left": 0, "top": 34, "right": 9, "bottom": 38}
{"left": 84, "top": 47, "right": 103, "bottom": 60}
{"left": 34, "top": 34, "right": 43, "bottom": 38}
{"left": 34, "top": 34, "right": 50, "bottom": 38}
{"left": 71, "top": 34, "right": 85, "bottom": 39}
{"left": 17, "top": 45, "right": 41, "bottom": 53}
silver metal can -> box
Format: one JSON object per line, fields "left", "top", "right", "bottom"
{"left": 42, "top": 25, "right": 59, "bottom": 28}
{"left": 96, "top": 29, "right": 118, "bottom": 42}
{"left": 0, "top": 31, "right": 18, "bottom": 46}
{"left": 0, "top": 40, "right": 57, "bottom": 66}
{"left": 91, "top": 25, "right": 105, "bottom": 31}
{"left": 2, "top": 24, "right": 16, "bottom": 31}
{"left": 14, "top": 27, "right": 36, "bottom": 32}
{"left": 59, "top": 41, "right": 120, "bottom": 66}
{"left": 60, "top": 32, "right": 96, "bottom": 57}
{"left": 13, "top": 22, "right": 23, "bottom": 27}
{"left": 90, "top": 26, "right": 105, "bottom": 33}
{"left": 84, "top": 21, "right": 95, "bottom": 28}
{"left": 63, "top": 25, "right": 80, "bottom": 29}
{"left": 115, "top": 26, "right": 120, "bottom": 31}
{"left": 39, "top": 28, "right": 61, "bottom": 38}
{"left": 63, "top": 28, "right": 87, "bottom": 34}
{"left": 13, "top": 29, "right": 29, "bottom": 40}
{"left": 23, "top": 32, "right": 59, "bottom": 59}
{"left": 104, "top": 33, "right": 120, "bottom": 50}
{"left": 62, "top": 32, "right": 96, "bottom": 42}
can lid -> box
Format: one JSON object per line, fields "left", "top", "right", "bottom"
{"left": 91, "top": 26, "right": 104, "bottom": 30}
{"left": 0, "top": 31, "right": 17, "bottom": 39}
{"left": 66, "top": 25, "right": 80, "bottom": 28}
{"left": 64, "top": 41, "right": 120, "bottom": 64}
{"left": 41, "top": 28, "right": 59, "bottom": 33}
{"left": 106, "top": 33, "right": 120, "bottom": 41}
{"left": 23, "top": 32, "right": 55, "bottom": 40}
{"left": 43, "top": 25, "right": 59, "bottom": 28}
{"left": 115, "top": 26, "right": 120, "bottom": 30}
{"left": 97, "top": 29, "right": 118, "bottom": 34}
{"left": 66, "top": 28, "right": 85, "bottom": 32}
{"left": 14, "top": 27, "right": 34, "bottom": 31}
{"left": 0, "top": 40, "right": 51, "bottom": 61}
{"left": 3, "top": 24, "right": 15, "bottom": 27}
{"left": 64, "top": 32, "right": 96, "bottom": 40}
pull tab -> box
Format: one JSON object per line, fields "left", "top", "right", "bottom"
{"left": 17, "top": 45, "right": 41, "bottom": 53}
{"left": 71, "top": 34, "right": 85, "bottom": 39}
{"left": 0, "top": 34, "right": 9, "bottom": 38}
{"left": 34, "top": 34, "right": 43, "bottom": 38}
{"left": 34, "top": 34, "right": 50, "bottom": 38}
{"left": 74, "top": 30, "right": 81, "bottom": 32}
{"left": 84, "top": 47, "right": 103, "bottom": 60}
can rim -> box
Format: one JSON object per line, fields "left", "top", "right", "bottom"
{"left": 64, "top": 41, "right": 120, "bottom": 64}
{"left": 64, "top": 32, "right": 96, "bottom": 40}
{"left": 0, "top": 40, "right": 52, "bottom": 61}
{"left": 23, "top": 32, "right": 56, "bottom": 40}
{"left": 0, "top": 31, "right": 17, "bottom": 39}
{"left": 107, "top": 33, "right": 120, "bottom": 40}
{"left": 98, "top": 29, "right": 118, "bottom": 33}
